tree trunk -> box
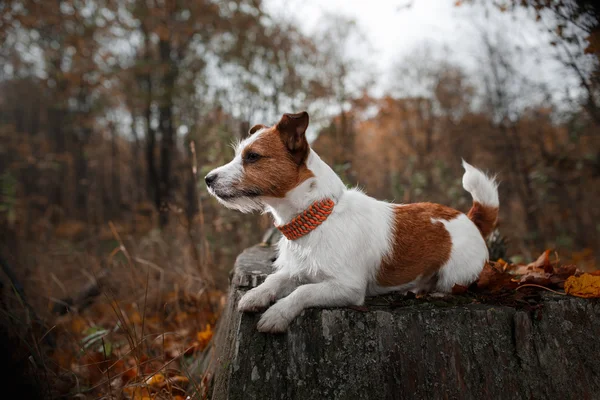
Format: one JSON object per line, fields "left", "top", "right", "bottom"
{"left": 506, "top": 124, "right": 543, "bottom": 251}
{"left": 144, "top": 78, "right": 160, "bottom": 213}
{"left": 184, "top": 139, "right": 199, "bottom": 223}
{"left": 139, "top": 24, "right": 160, "bottom": 218}
{"left": 73, "top": 133, "right": 89, "bottom": 219}
{"left": 109, "top": 122, "right": 121, "bottom": 217}
{"left": 73, "top": 81, "right": 92, "bottom": 220}
{"left": 416, "top": 97, "right": 435, "bottom": 195}
{"left": 130, "top": 109, "right": 143, "bottom": 205}
{"left": 202, "top": 241, "right": 600, "bottom": 400}
{"left": 158, "top": 101, "right": 174, "bottom": 226}
{"left": 157, "top": 38, "right": 177, "bottom": 227}
{"left": 48, "top": 106, "right": 67, "bottom": 212}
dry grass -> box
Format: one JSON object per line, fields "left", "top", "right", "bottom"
{"left": 0, "top": 219, "right": 228, "bottom": 399}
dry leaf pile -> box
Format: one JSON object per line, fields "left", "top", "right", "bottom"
{"left": 452, "top": 249, "right": 600, "bottom": 306}
{"left": 48, "top": 289, "right": 225, "bottom": 400}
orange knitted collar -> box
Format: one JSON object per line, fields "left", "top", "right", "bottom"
{"left": 275, "top": 198, "right": 335, "bottom": 240}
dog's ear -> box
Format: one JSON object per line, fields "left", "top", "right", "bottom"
{"left": 276, "top": 111, "right": 309, "bottom": 165}
{"left": 248, "top": 124, "right": 266, "bottom": 136}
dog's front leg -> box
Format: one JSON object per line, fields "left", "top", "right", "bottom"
{"left": 238, "top": 270, "right": 297, "bottom": 312}
{"left": 257, "top": 281, "right": 364, "bottom": 333}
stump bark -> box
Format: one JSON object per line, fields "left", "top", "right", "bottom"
{"left": 207, "top": 242, "right": 600, "bottom": 400}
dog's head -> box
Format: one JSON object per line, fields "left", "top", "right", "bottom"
{"left": 205, "top": 111, "right": 314, "bottom": 212}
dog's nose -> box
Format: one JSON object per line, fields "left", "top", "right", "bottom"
{"left": 205, "top": 173, "right": 217, "bottom": 188}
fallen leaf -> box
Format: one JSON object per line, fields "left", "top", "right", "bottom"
{"left": 476, "top": 263, "right": 518, "bottom": 293}
{"left": 145, "top": 373, "right": 166, "bottom": 387}
{"left": 506, "top": 250, "right": 552, "bottom": 275}
{"left": 500, "top": 250, "right": 581, "bottom": 289}
{"left": 564, "top": 274, "right": 600, "bottom": 298}
{"left": 74, "top": 351, "right": 110, "bottom": 384}
{"left": 532, "top": 249, "right": 554, "bottom": 273}
{"left": 70, "top": 315, "right": 88, "bottom": 334}
{"left": 196, "top": 324, "right": 213, "bottom": 350}
{"left": 129, "top": 311, "right": 142, "bottom": 324}
{"left": 121, "top": 365, "right": 138, "bottom": 383}
{"left": 550, "top": 264, "right": 581, "bottom": 288}
{"left": 451, "top": 284, "right": 468, "bottom": 294}
{"left": 123, "top": 386, "right": 154, "bottom": 400}
{"left": 174, "top": 311, "right": 189, "bottom": 323}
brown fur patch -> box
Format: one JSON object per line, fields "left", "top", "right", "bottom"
{"left": 249, "top": 124, "right": 267, "bottom": 135}
{"left": 467, "top": 202, "right": 498, "bottom": 239}
{"left": 377, "top": 203, "right": 461, "bottom": 287}
{"left": 238, "top": 127, "right": 313, "bottom": 198}
{"left": 276, "top": 112, "right": 310, "bottom": 165}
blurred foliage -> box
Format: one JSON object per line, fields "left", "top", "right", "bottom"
{"left": 0, "top": 0, "right": 599, "bottom": 397}
{"left": 0, "top": 171, "right": 17, "bottom": 225}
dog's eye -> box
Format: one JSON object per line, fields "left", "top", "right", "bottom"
{"left": 244, "top": 152, "right": 262, "bottom": 163}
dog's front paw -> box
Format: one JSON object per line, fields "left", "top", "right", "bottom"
{"left": 238, "top": 288, "right": 272, "bottom": 312}
{"left": 257, "top": 303, "right": 294, "bottom": 333}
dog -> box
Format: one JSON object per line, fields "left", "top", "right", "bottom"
{"left": 205, "top": 111, "right": 498, "bottom": 333}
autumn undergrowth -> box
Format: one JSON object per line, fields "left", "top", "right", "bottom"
{"left": 1, "top": 219, "right": 226, "bottom": 400}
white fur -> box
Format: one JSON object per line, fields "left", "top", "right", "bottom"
{"left": 210, "top": 148, "right": 499, "bottom": 333}
{"left": 206, "top": 129, "right": 268, "bottom": 213}
{"left": 435, "top": 214, "right": 489, "bottom": 291}
{"left": 462, "top": 160, "right": 499, "bottom": 207}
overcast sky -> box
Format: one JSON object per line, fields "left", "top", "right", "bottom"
{"left": 264, "top": 0, "right": 585, "bottom": 110}
{"left": 268, "top": 0, "right": 469, "bottom": 72}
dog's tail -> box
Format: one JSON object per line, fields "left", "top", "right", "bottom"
{"left": 461, "top": 160, "right": 499, "bottom": 239}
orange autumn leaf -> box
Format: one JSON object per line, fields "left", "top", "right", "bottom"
{"left": 507, "top": 249, "right": 552, "bottom": 275}
{"left": 500, "top": 250, "right": 578, "bottom": 288}
{"left": 451, "top": 284, "right": 469, "bottom": 294}
{"left": 197, "top": 324, "right": 213, "bottom": 349}
{"left": 145, "top": 373, "right": 166, "bottom": 387}
{"left": 531, "top": 249, "right": 553, "bottom": 273}
{"left": 122, "top": 365, "right": 138, "bottom": 383}
{"left": 123, "top": 386, "right": 154, "bottom": 400}
{"left": 70, "top": 315, "right": 88, "bottom": 334}
{"left": 128, "top": 311, "right": 142, "bottom": 324}
{"left": 174, "top": 311, "right": 189, "bottom": 323}
{"left": 564, "top": 274, "right": 600, "bottom": 298}
{"left": 476, "top": 262, "right": 518, "bottom": 293}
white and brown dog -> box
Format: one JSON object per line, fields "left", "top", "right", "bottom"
{"left": 206, "top": 111, "right": 498, "bottom": 333}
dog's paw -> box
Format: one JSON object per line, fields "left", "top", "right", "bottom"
{"left": 257, "top": 304, "right": 293, "bottom": 333}
{"left": 238, "top": 288, "right": 272, "bottom": 312}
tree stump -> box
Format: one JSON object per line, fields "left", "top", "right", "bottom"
{"left": 207, "top": 242, "right": 600, "bottom": 400}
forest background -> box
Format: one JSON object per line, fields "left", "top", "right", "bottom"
{"left": 0, "top": 0, "right": 598, "bottom": 398}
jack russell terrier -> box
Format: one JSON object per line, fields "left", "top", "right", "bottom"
{"left": 205, "top": 111, "right": 499, "bottom": 333}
